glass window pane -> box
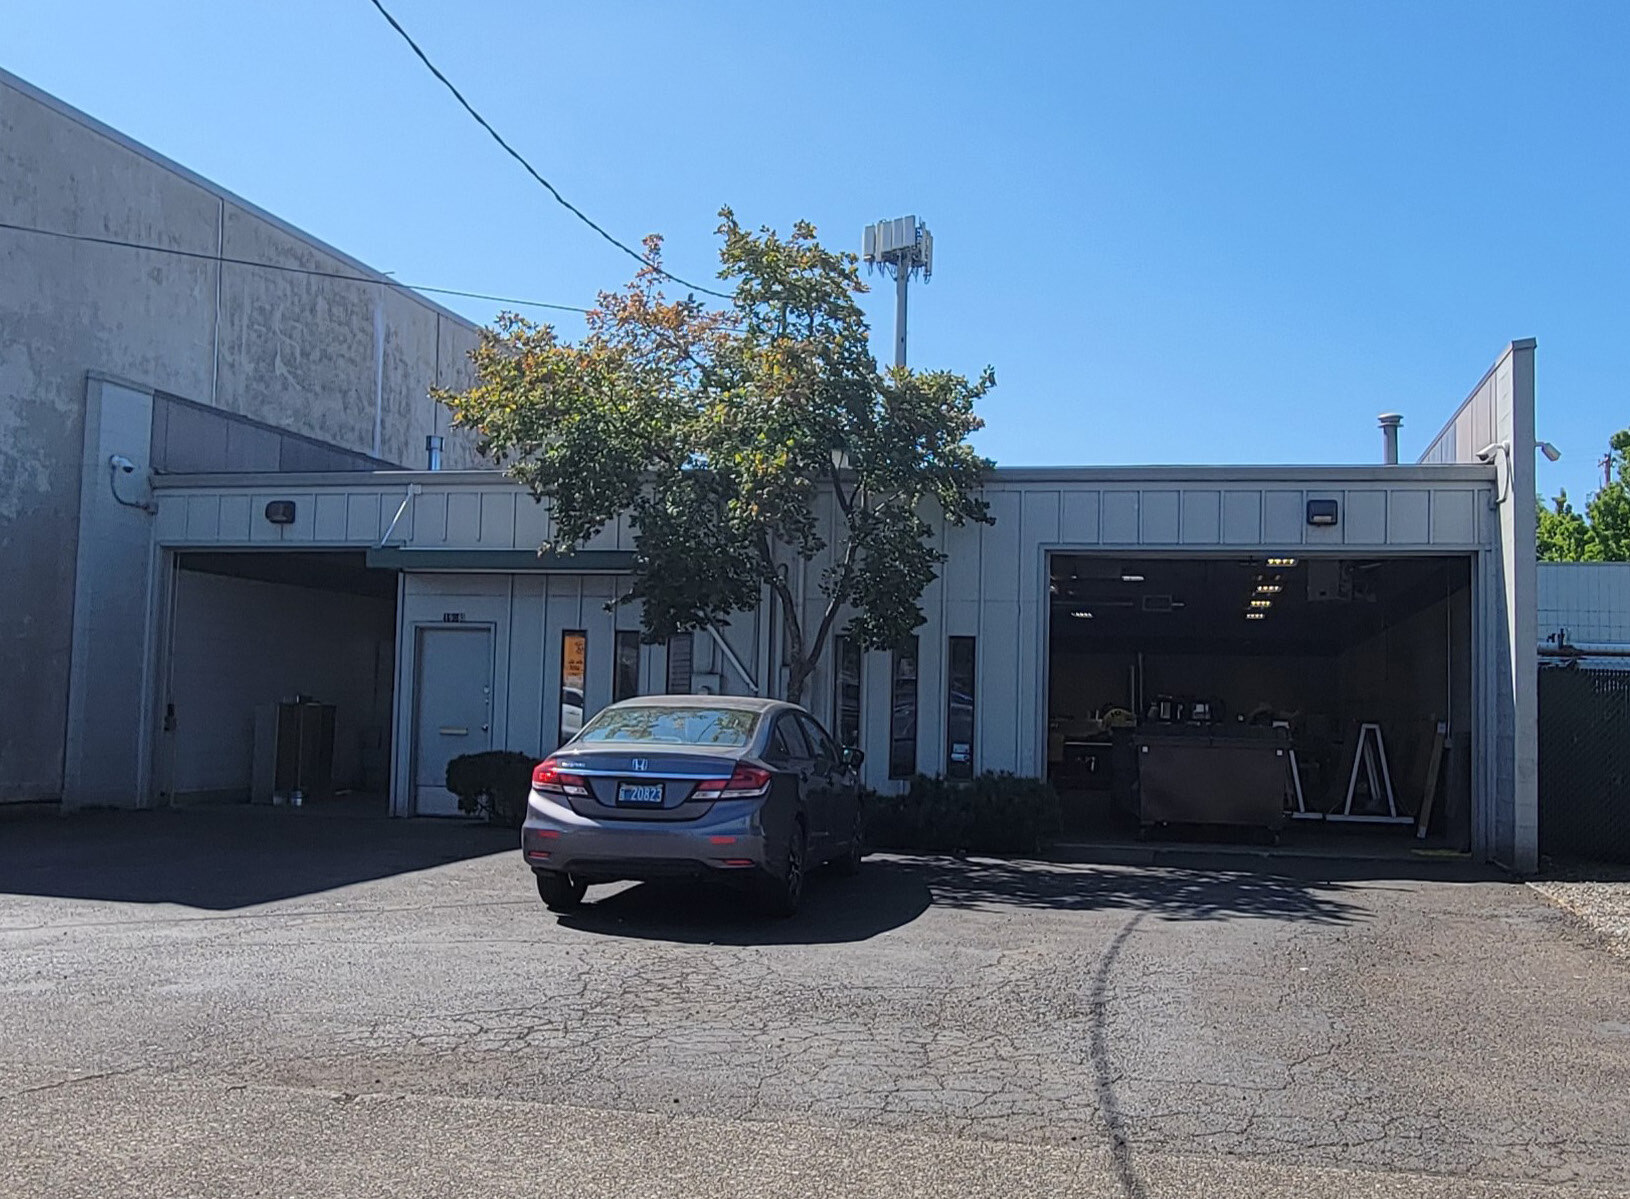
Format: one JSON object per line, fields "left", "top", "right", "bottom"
{"left": 834, "top": 636, "right": 862, "bottom": 749}
{"left": 774, "top": 714, "right": 812, "bottom": 762}
{"left": 889, "top": 638, "right": 918, "bottom": 779}
{"left": 665, "top": 633, "right": 693, "bottom": 694}
{"left": 576, "top": 704, "right": 759, "bottom": 747}
{"left": 613, "top": 630, "right": 641, "bottom": 703}
{"left": 797, "top": 713, "right": 837, "bottom": 771}
{"left": 946, "top": 636, "right": 976, "bottom": 779}
{"left": 559, "top": 630, "right": 587, "bottom": 746}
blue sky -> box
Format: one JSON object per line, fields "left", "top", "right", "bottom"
{"left": 8, "top": 1, "right": 1626, "bottom": 500}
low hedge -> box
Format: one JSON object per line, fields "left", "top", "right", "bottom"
{"left": 446, "top": 751, "right": 537, "bottom": 828}
{"left": 864, "top": 772, "right": 1061, "bottom": 855}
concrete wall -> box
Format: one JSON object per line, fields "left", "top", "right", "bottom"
{"left": 1539, "top": 563, "right": 1630, "bottom": 646}
{"left": 1419, "top": 340, "right": 1538, "bottom": 870}
{"left": 168, "top": 571, "right": 395, "bottom": 799}
{"left": 0, "top": 68, "right": 483, "bottom": 803}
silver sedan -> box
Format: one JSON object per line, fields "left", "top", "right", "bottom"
{"left": 521, "top": 696, "right": 864, "bottom": 916}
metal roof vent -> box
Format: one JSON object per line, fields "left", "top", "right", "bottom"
{"left": 1378, "top": 413, "right": 1403, "bottom": 465}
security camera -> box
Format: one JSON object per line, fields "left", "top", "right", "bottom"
{"left": 1537, "top": 440, "right": 1562, "bottom": 463}
{"left": 109, "top": 454, "right": 137, "bottom": 474}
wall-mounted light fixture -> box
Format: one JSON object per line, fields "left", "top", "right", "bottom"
{"left": 1306, "top": 499, "right": 1339, "bottom": 527}
{"left": 264, "top": 500, "right": 297, "bottom": 525}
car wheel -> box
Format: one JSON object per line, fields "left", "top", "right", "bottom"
{"left": 535, "top": 871, "right": 587, "bottom": 912}
{"left": 831, "top": 806, "right": 864, "bottom": 876}
{"left": 762, "top": 823, "right": 807, "bottom": 917}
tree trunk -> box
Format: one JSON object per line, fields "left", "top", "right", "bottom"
{"left": 785, "top": 657, "right": 811, "bottom": 707}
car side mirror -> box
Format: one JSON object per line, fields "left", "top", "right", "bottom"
{"left": 841, "top": 746, "right": 864, "bottom": 769}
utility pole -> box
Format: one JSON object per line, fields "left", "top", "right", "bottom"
{"left": 862, "top": 216, "right": 933, "bottom": 369}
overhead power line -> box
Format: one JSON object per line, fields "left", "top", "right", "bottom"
{"left": 364, "top": 0, "right": 734, "bottom": 302}
{"left": 0, "top": 219, "right": 590, "bottom": 314}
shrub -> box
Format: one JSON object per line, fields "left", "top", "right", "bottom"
{"left": 446, "top": 751, "right": 538, "bottom": 828}
{"left": 864, "top": 772, "right": 1061, "bottom": 855}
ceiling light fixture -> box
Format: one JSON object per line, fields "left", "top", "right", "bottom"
{"left": 1120, "top": 574, "right": 1145, "bottom": 583}
{"left": 1245, "top": 611, "right": 1266, "bottom": 621}
{"left": 1267, "top": 557, "right": 1298, "bottom": 567}
{"left": 1255, "top": 583, "right": 1282, "bottom": 594}
{"left": 1249, "top": 598, "right": 1273, "bottom": 609}
{"left": 1071, "top": 609, "right": 1094, "bottom": 619}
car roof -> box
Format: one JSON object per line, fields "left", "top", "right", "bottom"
{"left": 601, "top": 695, "right": 800, "bottom": 715}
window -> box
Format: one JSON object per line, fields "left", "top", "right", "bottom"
{"left": 889, "top": 638, "right": 918, "bottom": 779}
{"left": 946, "top": 636, "right": 976, "bottom": 779}
{"left": 559, "top": 630, "right": 587, "bottom": 746}
{"left": 665, "top": 633, "right": 693, "bottom": 694}
{"left": 833, "top": 635, "right": 862, "bottom": 750}
{"left": 797, "top": 713, "right": 839, "bottom": 774}
{"left": 766, "top": 714, "right": 812, "bottom": 765}
{"left": 613, "top": 630, "right": 641, "bottom": 703}
{"left": 576, "top": 703, "right": 759, "bottom": 748}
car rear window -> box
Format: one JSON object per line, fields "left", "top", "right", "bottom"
{"left": 574, "top": 705, "right": 760, "bottom": 748}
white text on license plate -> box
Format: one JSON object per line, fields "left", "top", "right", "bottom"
{"left": 617, "top": 782, "right": 664, "bottom": 805}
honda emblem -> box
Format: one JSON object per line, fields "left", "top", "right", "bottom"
{"left": 632, "top": 758, "right": 649, "bottom": 772}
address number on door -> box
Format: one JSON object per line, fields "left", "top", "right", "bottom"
{"left": 442, "top": 612, "right": 466, "bottom": 623}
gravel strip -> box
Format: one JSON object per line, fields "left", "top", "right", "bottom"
{"left": 1531, "top": 862, "right": 1630, "bottom": 957}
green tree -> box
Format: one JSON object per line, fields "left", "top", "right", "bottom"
{"left": 1585, "top": 429, "right": 1630, "bottom": 561}
{"left": 437, "top": 211, "right": 995, "bottom": 703}
{"left": 1536, "top": 490, "right": 1599, "bottom": 562}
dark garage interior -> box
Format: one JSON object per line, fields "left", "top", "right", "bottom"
{"left": 160, "top": 551, "right": 399, "bottom": 810}
{"left": 1046, "top": 554, "right": 1473, "bottom": 849}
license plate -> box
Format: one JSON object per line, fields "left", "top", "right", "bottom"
{"left": 616, "top": 782, "right": 665, "bottom": 806}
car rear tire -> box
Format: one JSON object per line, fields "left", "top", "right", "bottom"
{"left": 535, "top": 871, "right": 587, "bottom": 912}
{"left": 831, "top": 806, "right": 864, "bottom": 876}
{"left": 762, "top": 824, "right": 807, "bottom": 918}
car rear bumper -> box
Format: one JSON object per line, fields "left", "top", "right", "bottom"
{"left": 520, "top": 792, "right": 769, "bottom": 882}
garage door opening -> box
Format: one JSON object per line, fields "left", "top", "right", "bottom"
{"left": 1047, "top": 554, "right": 1473, "bottom": 850}
{"left": 160, "top": 552, "right": 398, "bottom": 813}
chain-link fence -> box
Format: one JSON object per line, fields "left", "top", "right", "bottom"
{"left": 1540, "top": 664, "right": 1630, "bottom": 864}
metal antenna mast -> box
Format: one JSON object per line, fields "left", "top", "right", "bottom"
{"left": 862, "top": 216, "right": 933, "bottom": 369}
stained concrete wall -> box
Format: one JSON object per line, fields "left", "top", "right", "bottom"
{"left": 0, "top": 67, "right": 483, "bottom": 803}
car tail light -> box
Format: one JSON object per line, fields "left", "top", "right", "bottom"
{"left": 690, "top": 763, "right": 772, "bottom": 801}
{"left": 532, "top": 758, "right": 589, "bottom": 798}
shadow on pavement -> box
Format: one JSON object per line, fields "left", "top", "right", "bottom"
{"left": 556, "top": 866, "right": 933, "bottom": 946}
{"left": 555, "top": 849, "right": 1425, "bottom": 943}
{"left": 0, "top": 802, "right": 516, "bottom": 910}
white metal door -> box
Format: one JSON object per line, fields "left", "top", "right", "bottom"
{"left": 413, "top": 625, "right": 493, "bottom": 816}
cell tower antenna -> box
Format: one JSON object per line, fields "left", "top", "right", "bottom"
{"left": 861, "top": 216, "right": 933, "bottom": 369}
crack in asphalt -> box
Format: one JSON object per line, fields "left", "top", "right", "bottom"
{"left": 1088, "top": 912, "right": 1147, "bottom": 1199}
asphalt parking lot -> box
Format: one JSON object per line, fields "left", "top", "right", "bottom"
{"left": 3, "top": 804, "right": 1629, "bottom": 1198}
